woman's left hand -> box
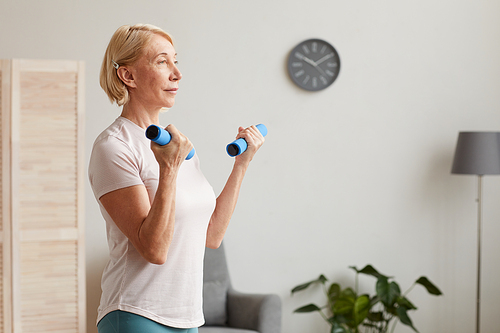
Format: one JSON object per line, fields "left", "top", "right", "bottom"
{"left": 233, "top": 125, "right": 265, "bottom": 165}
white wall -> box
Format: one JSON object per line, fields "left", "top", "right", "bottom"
{"left": 2, "top": 0, "right": 500, "bottom": 332}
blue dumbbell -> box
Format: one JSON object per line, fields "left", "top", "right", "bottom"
{"left": 146, "top": 125, "right": 195, "bottom": 160}
{"left": 226, "top": 124, "right": 267, "bottom": 157}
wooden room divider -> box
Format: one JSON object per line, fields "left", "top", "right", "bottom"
{"left": 0, "top": 59, "right": 85, "bottom": 333}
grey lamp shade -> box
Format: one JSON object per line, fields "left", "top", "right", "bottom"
{"left": 451, "top": 132, "right": 500, "bottom": 175}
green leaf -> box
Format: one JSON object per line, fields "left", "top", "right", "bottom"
{"left": 367, "top": 311, "right": 384, "bottom": 322}
{"left": 415, "top": 276, "right": 443, "bottom": 296}
{"left": 388, "top": 282, "right": 402, "bottom": 303}
{"left": 330, "top": 314, "right": 348, "bottom": 325}
{"left": 328, "top": 283, "right": 341, "bottom": 302}
{"left": 396, "top": 296, "right": 417, "bottom": 310}
{"left": 333, "top": 298, "right": 355, "bottom": 316}
{"left": 396, "top": 307, "right": 419, "bottom": 332}
{"left": 293, "top": 303, "right": 322, "bottom": 313}
{"left": 353, "top": 294, "right": 370, "bottom": 326}
{"left": 291, "top": 274, "right": 328, "bottom": 294}
{"left": 341, "top": 287, "right": 357, "bottom": 298}
{"left": 376, "top": 276, "right": 388, "bottom": 295}
{"left": 376, "top": 277, "right": 401, "bottom": 306}
{"left": 350, "top": 264, "right": 387, "bottom": 279}
{"left": 388, "top": 305, "right": 399, "bottom": 316}
{"left": 333, "top": 288, "right": 357, "bottom": 315}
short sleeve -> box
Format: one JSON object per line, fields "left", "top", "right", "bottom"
{"left": 88, "top": 136, "right": 144, "bottom": 200}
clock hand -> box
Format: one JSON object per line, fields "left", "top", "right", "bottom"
{"left": 315, "top": 53, "right": 334, "bottom": 65}
{"left": 301, "top": 56, "right": 327, "bottom": 76}
{"left": 314, "top": 66, "right": 327, "bottom": 77}
{"left": 301, "top": 56, "right": 317, "bottom": 67}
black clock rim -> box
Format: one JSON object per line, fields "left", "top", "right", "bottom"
{"left": 287, "top": 38, "right": 341, "bottom": 91}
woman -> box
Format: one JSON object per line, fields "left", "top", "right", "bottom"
{"left": 89, "top": 24, "right": 264, "bottom": 333}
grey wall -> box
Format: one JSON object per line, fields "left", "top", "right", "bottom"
{"left": 2, "top": 0, "right": 500, "bottom": 332}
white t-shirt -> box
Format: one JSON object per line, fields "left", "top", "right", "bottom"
{"left": 89, "top": 117, "right": 216, "bottom": 328}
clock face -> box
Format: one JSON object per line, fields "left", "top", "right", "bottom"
{"left": 287, "top": 39, "right": 340, "bottom": 91}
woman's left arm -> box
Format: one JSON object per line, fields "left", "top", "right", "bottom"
{"left": 206, "top": 125, "right": 265, "bottom": 249}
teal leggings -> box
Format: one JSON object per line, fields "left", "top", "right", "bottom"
{"left": 97, "top": 310, "right": 199, "bottom": 333}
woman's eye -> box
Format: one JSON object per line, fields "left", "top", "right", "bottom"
{"left": 157, "top": 59, "right": 178, "bottom": 66}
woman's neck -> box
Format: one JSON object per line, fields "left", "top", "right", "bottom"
{"left": 120, "top": 102, "right": 162, "bottom": 129}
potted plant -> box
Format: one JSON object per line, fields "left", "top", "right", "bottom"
{"left": 291, "top": 265, "right": 442, "bottom": 333}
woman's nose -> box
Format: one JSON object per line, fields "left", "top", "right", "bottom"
{"left": 172, "top": 65, "right": 182, "bottom": 81}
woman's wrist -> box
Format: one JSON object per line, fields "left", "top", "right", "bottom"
{"left": 158, "top": 165, "right": 179, "bottom": 182}
{"left": 233, "top": 158, "right": 250, "bottom": 171}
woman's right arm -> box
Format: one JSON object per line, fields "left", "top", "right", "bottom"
{"left": 99, "top": 125, "right": 192, "bottom": 265}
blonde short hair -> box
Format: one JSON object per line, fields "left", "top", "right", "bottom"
{"left": 100, "top": 24, "right": 174, "bottom": 106}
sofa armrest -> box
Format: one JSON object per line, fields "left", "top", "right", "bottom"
{"left": 226, "top": 288, "right": 281, "bottom": 333}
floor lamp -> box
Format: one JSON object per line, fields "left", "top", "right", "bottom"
{"left": 451, "top": 131, "right": 500, "bottom": 333}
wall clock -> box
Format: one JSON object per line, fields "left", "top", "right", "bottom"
{"left": 287, "top": 39, "right": 340, "bottom": 91}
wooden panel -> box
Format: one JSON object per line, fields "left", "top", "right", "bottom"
{"left": 20, "top": 228, "right": 78, "bottom": 243}
{"left": 11, "top": 58, "right": 22, "bottom": 333}
{"left": 18, "top": 71, "right": 78, "bottom": 230}
{"left": 0, "top": 246, "right": 3, "bottom": 333}
{"left": 15, "top": 61, "right": 83, "bottom": 333}
{"left": 19, "top": 241, "right": 78, "bottom": 333}
{"left": 75, "top": 62, "right": 86, "bottom": 333}
{"left": 14, "top": 60, "right": 79, "bottom": 74}
{"left": 0, "top": 59, "right": 3, "bottom": 333}
{"left": 3, "top": 59, "right": 85, "bottom": 333}
{"left": 0, "top": 65, "right": 2, "bottom": 234}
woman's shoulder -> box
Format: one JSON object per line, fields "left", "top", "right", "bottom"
{"left": 93, "top": 117, "right": 126, "bottom": 142}
{"left": 93, "top": 117, "right": 145, "bottom": 150}
{"left": 88, "top": 118, "right": 145, "bottom": 189}
{"left": 90, "top": 118, "right": 140, "bottom": 168}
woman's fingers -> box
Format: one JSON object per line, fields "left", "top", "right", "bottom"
{"left": 151, "top": 124, "right": 193, "bottom": 165}
{"left": 234, "top": 125, "right": 265, "bottom": 162}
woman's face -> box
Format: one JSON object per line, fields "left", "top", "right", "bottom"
{"left": 129, "top": 34, "right": 182, "bottom": 110}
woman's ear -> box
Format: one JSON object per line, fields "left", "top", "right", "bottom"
{"left": 116, "top": 66, "right": 136, "bottom": 89}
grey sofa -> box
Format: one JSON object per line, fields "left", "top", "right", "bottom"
{"left": 199, "top": 243, "right": 281, "bottom": 333}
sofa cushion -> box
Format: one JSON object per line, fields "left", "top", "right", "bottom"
{"left": 203, "top": 280, "right": 228, "bottom": 326}
{"left": 199, "top": 327, "right": 258, "bottom": 333}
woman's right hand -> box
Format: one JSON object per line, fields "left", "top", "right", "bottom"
{"left": 150, "top": 124, "right": 193, "bottom": 169}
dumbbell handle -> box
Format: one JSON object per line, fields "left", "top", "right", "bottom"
{"left": 226, "top": 124, "right": 267, "bottom": 157}
{"left": 145, "top": 125, "right": 195, "bottom": 160}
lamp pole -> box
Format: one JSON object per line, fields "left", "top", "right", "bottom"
{"left": 475, "top": 175, "right": 483, "bottom": 333}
